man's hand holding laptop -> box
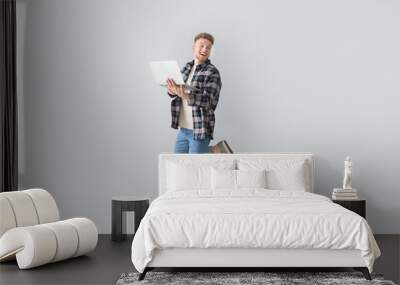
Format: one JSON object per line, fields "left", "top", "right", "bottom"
{"left": 166, "top": 78, "right": 188, "bottom": 100}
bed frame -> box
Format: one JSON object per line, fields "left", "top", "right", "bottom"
{"left": 138, "top": 153, "right": 372, "bottom": 281}
{"left": 140, "top": 248, "right": 370, "bottom": 280}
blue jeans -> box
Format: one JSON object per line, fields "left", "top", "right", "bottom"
{"left": 174, "top": 128, "right": 210, "bottom": 153}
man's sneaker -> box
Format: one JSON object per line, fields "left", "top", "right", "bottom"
{"left": 210, "top": 140, "right": 233, "bottom": 154}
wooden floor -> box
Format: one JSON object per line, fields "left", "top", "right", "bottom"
{"left": 0, "top": 234, "right": 398, "bottom": 285}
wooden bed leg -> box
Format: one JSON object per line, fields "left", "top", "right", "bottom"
{"left": 354, "top": 267, "right": 372, "bottom": 280}
{"left": 138, "top": 268, "right": 148, "bottom": 281}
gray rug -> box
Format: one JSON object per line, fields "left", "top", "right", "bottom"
{"left": 116, "top": 271, "right": 396, "bottom": 285}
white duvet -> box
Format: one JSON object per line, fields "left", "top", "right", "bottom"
{"left": 131, "top": 189, "right": 380, "bottom": 273}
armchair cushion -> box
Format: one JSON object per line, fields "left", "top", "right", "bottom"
{"left": 0, "top": 218, "right": 98, "bottom": 269}
{"left": 0, "top": 189, "right": 97, "bottom": 269}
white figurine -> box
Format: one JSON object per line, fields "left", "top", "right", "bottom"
{"left": 342, "top": 156, "right": 352, "bottom": 190}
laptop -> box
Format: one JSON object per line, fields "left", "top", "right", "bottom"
{"left": 149, "top": 61, "right": 198, "bottom": 91}
{"left": 149, "top": 61, "right": 185, "bottom": 86}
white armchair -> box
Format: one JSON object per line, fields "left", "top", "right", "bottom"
{"left": 0, "top": 188, "right": 98, "bottom": 269}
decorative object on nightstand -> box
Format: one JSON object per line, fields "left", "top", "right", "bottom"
{"left": 332, "top": 188, "right": 359, "bottom": 200}
{"left": 332, "top": 156, "right": 358, "bottom": 200}
{"left": 112, "top": 196, "right": 150, "bottom": 242}
{"left": 342, "top": 156, "right": 353, "bottom": 190}
{"left": 332, "top": 199, "right": 366, "bottom": 218}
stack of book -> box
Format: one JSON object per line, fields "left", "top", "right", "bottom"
{"left": 332, "top": 188, "right": 358, "bottom": 200}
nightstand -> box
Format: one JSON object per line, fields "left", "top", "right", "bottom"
{"left": 332, "top": 199, "right": 366, "bottom": 218}
{"left": 111, "top": 196, "right": 150, "bottom": 242}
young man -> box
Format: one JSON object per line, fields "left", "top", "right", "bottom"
{"left": 166, "top": 33, "right": 222, "bottom": 153}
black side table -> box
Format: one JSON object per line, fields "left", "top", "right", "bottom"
{"left": 112, "top": 196, "right": 150, "bottom": 242}
{"left": 332, "top": 199, "right": 366, "bottom": 218}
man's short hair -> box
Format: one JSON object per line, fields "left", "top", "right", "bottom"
{"left": 194, "top": 33, "right": 214, "bottom": 45}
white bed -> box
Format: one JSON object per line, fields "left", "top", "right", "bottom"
{"left": 131, "top": 153, "right": 380, "bottom": 280}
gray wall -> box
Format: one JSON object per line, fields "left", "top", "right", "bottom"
{"left": 17, "top": 0, "right": 400, "bottom": 234}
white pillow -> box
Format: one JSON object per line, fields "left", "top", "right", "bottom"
{"left": 211, "top": 168, "right": 268, "bottom": 190}
{"left": 211, "top": 168, "right": 236, "bottom": 190}
{"left": 237, "top": 169, "right": 267, "bottom": 188}
{"left": 238, "top": 159, "right": 308, "bottom": 191}
{"left": 166, "top": 159, "right": 236, "bottom": 191}
{"left": 167, "top": 162, "right": 209, "bottom": 191}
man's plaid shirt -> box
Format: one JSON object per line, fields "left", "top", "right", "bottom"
{"left": 168, "top": 59, "right": 222, "bottom": 140}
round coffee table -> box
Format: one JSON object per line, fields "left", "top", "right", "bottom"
{"left": 111, "top": 196, "right": 150, "bottom": 242}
